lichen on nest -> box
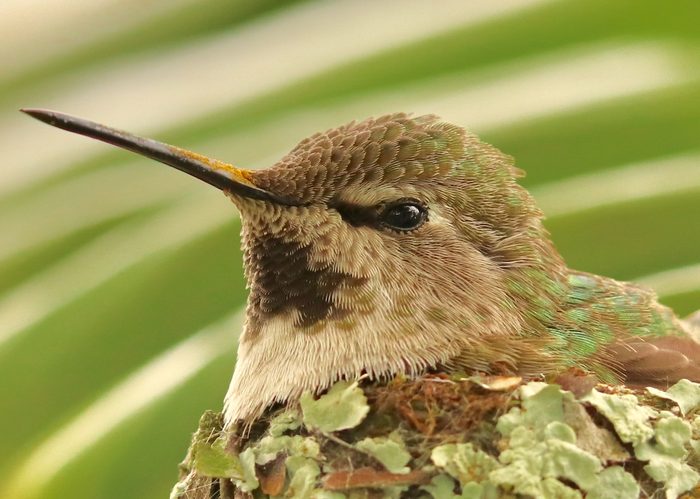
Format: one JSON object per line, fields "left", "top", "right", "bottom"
{"left": 172, "top": 374, "right": 700, "bottom": 499}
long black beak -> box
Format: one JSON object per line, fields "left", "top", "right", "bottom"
{"left": 20, "top": 108, "right": 285, "bottom": 204}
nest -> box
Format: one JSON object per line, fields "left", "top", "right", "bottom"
{"left": 172, "top": 374, "right": 700, "bottom": 499}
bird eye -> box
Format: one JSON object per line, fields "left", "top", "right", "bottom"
{"left": 379, "top": 200, "right": 428, "bottom": 231}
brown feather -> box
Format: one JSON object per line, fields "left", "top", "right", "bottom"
{"left": 608, "top": 336, "right": 700, "bottom": 388}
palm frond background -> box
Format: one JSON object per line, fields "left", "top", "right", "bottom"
{"left": 2, "top": 1, "right": 699, "bottom": 497}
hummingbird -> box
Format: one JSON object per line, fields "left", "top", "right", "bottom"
{"left": 21, "top": 109, "right": 700, "bottom": 426}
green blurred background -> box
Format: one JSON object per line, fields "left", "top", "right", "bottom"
{"left": 2, "top": 0, "right": 700, "bottom": 497}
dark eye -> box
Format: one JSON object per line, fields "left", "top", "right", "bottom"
{"left": 379, "top": 200, "right": 428, "bottom": 231}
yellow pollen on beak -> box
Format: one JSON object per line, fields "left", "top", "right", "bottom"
{"left": 169, "top": 145, "right": 257, "bottom": 188}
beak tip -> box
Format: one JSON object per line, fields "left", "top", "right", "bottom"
{"left": 20, "top": 108, "right": 57, "bottom": 125}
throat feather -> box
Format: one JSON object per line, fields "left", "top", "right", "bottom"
{"left": 245, "top": 234, "right": 366, "bottom": 331}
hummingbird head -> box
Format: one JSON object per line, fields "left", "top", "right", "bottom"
{"left": 21, "top": 110, "right": 566, "bottom": 424}
{"left": 225, "top": 113, "right": 566, "bottom": 421}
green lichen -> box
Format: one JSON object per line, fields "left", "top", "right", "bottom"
{"left": 285, "top": 456, "right": 320, "bottom": 498}
{"left": 690, "top": 415, "right": 700, "bottom": 459}
{"left": 422, "top": 474, "right": 498, "bottom": 499}
{"left": 490, "top": 383, "right": 605, "bottom": 497}
{"left": 490, "top": 421, "right": 602, "bottom": 497}
{"left": 431, "top": 443, "right": 497, "bottom": 487}
{"left": 300, "top": 380, "right": 369, "bottom": 432}
{"left": 355, "top": 433, "right": 411, "bottom": 474}
{"left": 562, "top": 398, "right": 630, "bottom": 462}
{"left": 234, "top": 448, "right": 259, "bottom": 492}
{"left": 582, "top": 389, "right": 656, "bottom": 445}
{"left": 584, "top": 388, "right": 700, "bottom": 498}
{"left": 498, "top": 383, "right": 568, "bottom": 434}
{"left": 421, "top": 474, "right": 461, "bottom": 499}
{"left": 635, "top": 413, "right": 699, "bottom": 498}
{"left": 375, "top": 486, "right": 410, "bottom": 498}
{"left": 253, "top": 435, "right": 320, "bottom": 465}
{"left": 312, "top": 493, "right": 345, "bottom": 499}
{"left": 192, "top": 436, "right": 243, "bottom": 479}
{"left": 586, "top": 467, "right": 639, "bottom": 499}
{"left": 269, "top": 410, "right": 302, "bottom": 437}
{"left": 648, "top": 379, "right": 700, "bottom": 416}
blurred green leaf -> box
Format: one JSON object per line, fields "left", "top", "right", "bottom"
{"left": 3, "top": 1, "right": 700, "bottom": 498}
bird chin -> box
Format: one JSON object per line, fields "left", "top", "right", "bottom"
{"left": 222, "top": 312, "right": 462, "bottom": 427}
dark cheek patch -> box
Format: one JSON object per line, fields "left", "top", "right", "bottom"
{"left": 245, "top": 234, "right": 367, "bottom": 332}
